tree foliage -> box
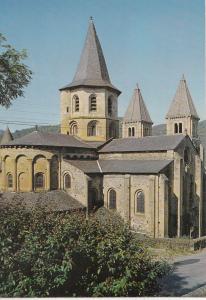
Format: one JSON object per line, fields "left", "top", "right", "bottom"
{"left": 0, "top": 33, "right": 32, "bottom": 107}
{"left": 0, "top": 206, "right": 169, "bottom": 297}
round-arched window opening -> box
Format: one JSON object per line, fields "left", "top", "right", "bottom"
{"left": 108, "top": 189, "right": 116, "bottom": 209}
{"left": 89, "top": 94, "right": 97, "bottom": 112}
{"left": 7, "top": 173, "right": 13, "bottom": 188}
{"left": 35, "top": 173, "right": 44, "bottom": 189}
{"left": 64, "top": 173, "right": 71, "bottom": 189}
{"left": 136, "top": 190, "right": 145, "bottom": 213}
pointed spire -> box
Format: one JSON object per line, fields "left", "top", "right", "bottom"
{"left": 124, "top": 85, "right": 153, "bottom": 123}
{"left": 166, "top": 75, "right": 199, "bottom": 119}
{"left": 0, "top": 126, "right": 13, "bottom": 145}
{"left": 60, "top": 18, "right": 121, "bottom": 94}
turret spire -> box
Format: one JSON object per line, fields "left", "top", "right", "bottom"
{"left": 0, "top": 126, "right": 13, "bottom": 145}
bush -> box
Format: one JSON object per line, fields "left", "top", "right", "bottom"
{"left": 0, "top": 206, "right": 169, "bottom": 297}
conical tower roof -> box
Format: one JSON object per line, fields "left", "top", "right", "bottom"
{"left": 60, "top": 18, "right": 121, "bottom": 95}
{"left": 166, "top": 75, "right": 199, "bottom": 119}
{"left": 124, "top": 85, "right": 153, "bottom": 123}
{"left": 0, "top": 126, "right": 13, "bottom": 145}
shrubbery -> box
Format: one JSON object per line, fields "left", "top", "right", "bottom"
{"left": 0, "top": 206, "right": 169, "bottom": 296}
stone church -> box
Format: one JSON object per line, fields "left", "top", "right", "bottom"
{"left": 0, "top": 18, "right": 205, "bottom": 239}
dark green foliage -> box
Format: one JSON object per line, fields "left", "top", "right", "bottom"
{"left": 0, "top": 206, "right": 169, "bottom": 297}
{"left": 0, "top": 33, "right": 32, "bottom": 107}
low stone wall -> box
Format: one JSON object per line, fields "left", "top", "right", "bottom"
{"left": 133, "top": 233, "right": 206, "bottom": 251}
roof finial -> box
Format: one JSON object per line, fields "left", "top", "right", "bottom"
{"left": 136, "top": 83, "right": 140, "bottom": 90}
{"left": 182, "top": 74, "right": 185, "bottom": 81}
{"left": 35, "top": 125, "right": 38, "bottom": 132}
{"left": 89, "top": 16, "right": 93, "bottom": 22}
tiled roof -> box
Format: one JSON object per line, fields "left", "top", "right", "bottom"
{"left": 0, "top": 126, "right": 13, "bottom": 145}
{"left": 0, "top": 130, "right": 96, "bottom": 149}
{"left": 0, "top": 191, "right": 85, "bottom": 212}
{"left": 99, "top": 134, "right": 185, "bottom": 153}
{"left": 166, "top": 75, "right": 199, "bottom": 119}
{"left": 124, "top": 86, "right": 153, "bottom": 123}
{"left": 65, "top": 159, "right": 172, "bottom": 174}
{"left": 60, "top": 18, "right": 121, "bottom": 95}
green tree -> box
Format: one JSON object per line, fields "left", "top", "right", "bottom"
{"left": 0, "top": 33, "right": 32, "bottom": 107}
{"left": 0, "top": 206, "right": 169, "bottom": 297}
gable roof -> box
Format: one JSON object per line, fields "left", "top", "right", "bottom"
{"left": 0, "top": 130, "right": 96, "bottom": 149}
{"left": 99, "top": 134, "right": 185, "bottom": 153}
{"left": 65, "top": 159, "right": 173, "bottom": 174}
{"left": 60, "top": 18, "right": 121, "bottom": 95}
{"left": 124, "top": 85, "right": 153, "bottom": 123}
{"left": 0, "top": 126, "right": 13, "bottom": 145}
{"left": 166, "top": 75, "right": 199, "bottom": 119}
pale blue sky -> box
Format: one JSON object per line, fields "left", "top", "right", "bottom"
{"left": 0, "top": 0, "right": 205, "bottom": 131}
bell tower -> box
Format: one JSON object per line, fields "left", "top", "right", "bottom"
{"left": 166, "top": 75, "right": 199, "bottom": 138}
{"left": 60, "top": 17, "right": 121, "bottom": 142}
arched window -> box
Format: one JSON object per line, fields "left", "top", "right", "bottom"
{"left": 64, "top": 173, "right": 71, "bottom": 189}
{"left": 7, "top": 173, "right": 13, "bottom": 188}
{"left": 108, "top": 96, "right": 113, "bottom": 115}
{"left": 73, "top": 95, "right": 79, "bottom": 112}
{"left": 132, "top": 127, "right": 135, "bottom": 136}
{"left": 136, "top": 190, "right": 145, "bottom": 213}
{"left": 109, "top": 189, "right": 116, "bottom": 209}
{"left": 179, "top": 123, "right": 182, "bottom": 133}
{"left": 174, "top": 123, "right": 178, "bottom": 134}
{"left": 89, "top": 94, "right": 97, "bottom": 112}
{"left": 128, "top": 127, "right": 131, "bottom": 137}
{"left": 35, "top": 173, "right": 44, "bottom": 189}
{"left": 70, "top": 121, "right": 78, "bottom": 135}
{"left": 88, "top": 120, "right": 97, "bottom": 136}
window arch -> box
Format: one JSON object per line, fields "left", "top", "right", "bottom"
{"left": 89, "top": 94, "right": 97, "bottom": 112}
{"left": 87, "top": 120, "right": 98, "bottom": 136}
{"left": 136, "top": 190, "right": 145, "bottom": 213}
{"left": 35, "top": 173, "right": 44, "bottom": 189}
{"left": 70, "top": 121, "right": 78, "bottom": 135}
{"left": 174, "top": 123, "right": 178, "bottom": 134}
{"left": 64, "top": 173, "right": 71, "bottom": 189}
{"left": 108, "top": 96, "right": 113, "bottom": 115}
{"left": 132, "top": 127, "right": 135, "bottom": 137}
{"left": 108, "top": 189, "right": 116, "bottom": 209}
{"left": 73, "top": 95, "right": 79, "bottom": 112}
{"left": 128, "top": 127, "right": 131, "bottom": 137}
{"left": 7, "top": 173, "right": 13, "bottom": 188}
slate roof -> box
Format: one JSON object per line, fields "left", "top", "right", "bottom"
{"left": 166, "top": 75, "right": 199, "bottom": 119}
{"left": 0, "top": 190, "right": 85, "bottom": 212}
{"left": 99, "top": 134, "right": 185, "bottom": 153}
{"left": 0, "top": 130, "right": 95, "bottom": 149}
{"left": 60, "top": 18, "right": 121, "bottom": 95}
{"left": 65, "top": 159, "right": 173, "bottom": 174}
{"left": 124, "top": 85, "right": 153, "bottom": 123}
{"left": 0, "top": 126, "right": 13, "bottom": 145}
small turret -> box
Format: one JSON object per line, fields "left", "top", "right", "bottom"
{"left": 0, "top": 126, "right": 13, "bottom": 145}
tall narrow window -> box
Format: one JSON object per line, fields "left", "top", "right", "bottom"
{"left": 174, "top": 123, "right": 178, "bottom": 134}
{"left": 109, "top": 189, "right": 116, "bottom": 209}
{"left": 64, "top": 173, "right": 71, "bottom": 189}
{"left": 108, "top": 96, "right": 113, "bottom": 115}
{"left": 35, "top": 173, "right": 44, "bottom": 189}
{"left": 132, "top": 127, "right": 135, "bottom": 136}
{"left": 66, "top": 107, "right": 69, "bottom": 113}
{"left": 88, "top": 120, "right": 97, "bottom": 136}
{"left": 136, "top": 190, "right": 145, "bottom": 213}
{"left": 73, "top": 95, "right": 79, "bottom": 112}
{"left": 89, "top": 94, "right": 97, "bottom": 112}
{"left": 7, "top": 173, "right": 13, "bottom": 188}
{"left": 179, "top": 123, "right": 182, "bottom": 133}
{"left": 128, "top": 127, "right": 131, "bottom": 137}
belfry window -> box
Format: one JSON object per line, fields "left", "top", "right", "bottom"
{"left": 179, "top": 123, "right": 182, "bottom": 133}
{"left": 128, "top": 127, "right": 131, "bottom": 137}
{"left": 35, "top": 173, "right": 44, "bottom": 189}
{"left": 7, "top": 173, "right": 13, "bottom": 188}
{"left": 70, "top": 121, "right": 78, "bottom": 135}
{"left": 108, "top": 97, "right": 113, "bottom": 115}
{"left": 174, "top": 123, "right": 178, "bottom": 134}
{"left": 109, "top": 189, "right": 116, "bottom": 209}
{"left": 132, "top": 127, "right": 135, "bottom": 136}
{"left": 136, "top": 190, "right": 145, "bottom": 213}
{"left": 73, "top": 95, "right": 79, "bottom": 112}
{"left": 89, "top": 94, "right": 97, "bottom": 112}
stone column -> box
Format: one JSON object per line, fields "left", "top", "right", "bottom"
{"left": 46, "top": 159, "right": 51, "bottom": 191}
{"left": 149, "top": 175, "right": 156, "bottom": 237}
{"left": 195, "top": 155, "right": 203, "bottom": 237}
{"left": 174, "top": 158, "right": 183, "bottom": 237}
{"left": 11, "top": 158, "right": 17, "bottom": 192}
{"left": 27, "top": 158, "right": 33, "bottom": 192}
{"left": 1, "top": 159, "right": 6, "bottom": 192}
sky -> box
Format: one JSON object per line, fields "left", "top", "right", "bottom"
{"left": 0, "top": 0, "right": 205, "bottom": 132}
